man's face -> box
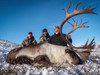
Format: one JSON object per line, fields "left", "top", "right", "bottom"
{"left": 28, "top": 34, "right": 32, "bottom": 39}
{"left": 43, "top": 32, "right": 47, "bottom": 36}
{"left": 55, "top": 28, "right": 60, "bottom": 34}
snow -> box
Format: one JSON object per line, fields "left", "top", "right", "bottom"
{"left": 0, "top": 39, "right": 100, "bottom": 75}
{"left": 0, "top": 39, "right": 20, "bottom": 51}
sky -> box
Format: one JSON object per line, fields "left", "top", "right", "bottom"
{"left": 0, "top": 0, "right": 100, "bottom": 45}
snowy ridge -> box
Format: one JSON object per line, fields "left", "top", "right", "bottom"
{"left": 0, "top": 39, "right": 20, "bottom": 51}
{"left": 91, "top": 43, "right": 100, "bottom": 56}
{"left": 0, "top": 39, "right": 100, "bottom": 75}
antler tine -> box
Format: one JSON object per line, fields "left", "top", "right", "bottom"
{"left": 74, "top": 2, "right": 81, "bottom": 11}
{"left": 91, "top": 8, "right": 97, "bottom": 15}
{"left": 78, "top": 7, "right": 97, "bottom": 15}
{"left": 88, "top": 38, "right": 95, "bottom": 47}
{"left": 72, "top": 18, "right": 75, "bottom": 23}
{"left": 68, "top": 2, "right": 71, "bottom": 10}
{"left": 91, "top": 8, "right": 96, "bottom": 10}
{"left": 82, "top": 25, "right": 89, "bottom": 28}
{"left": 87, "top": 38, "right": 95, "bottom": 49}
{"left": 81, "top": 21, "right": 89, "bottom": 27}
{"left": 63, "top": 2, "right": 71, "bottom": 14}
{"left": 84, "top": 39, "right": 89, "bottom": 47}
{"left": 82, "top": 21, "right": 88, "bottom": 25}
{"left": 67, "top": 21, "right": 74, "bottom": 27}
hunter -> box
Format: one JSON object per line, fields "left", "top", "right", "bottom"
{"left": 48, "top": 26, "right": 72, "bottom": 46}
{"left": 21, "top": 32, "right": 37, "bottom": 47}
{"left": 40, "top": 28, "right": 50, "bottom": 42}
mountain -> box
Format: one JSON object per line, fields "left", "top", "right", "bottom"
{"left": 0, "top": 39, "right": 20, "bottom": 51}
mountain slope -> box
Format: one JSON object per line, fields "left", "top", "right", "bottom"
{"left": 0, "top": 39, "right": 20, "bottom": 51}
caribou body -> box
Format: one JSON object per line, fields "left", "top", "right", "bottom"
{"left": 6, "top": 2, "right": 96, "bottom": 66}
{"left": 6, "top": 42, "right": 83, "bottom": 66}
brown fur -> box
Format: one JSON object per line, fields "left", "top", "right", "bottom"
{"left": 34, "top": 55, "right": 53, "bottom": 67}
{"left": 65, "top": 49, "right": 83, "bottom": 64}
{"left": 77, "top": 49, "right": 92, "bottom": 61}
{"left": 6, "top": 47, "right": 22, "bottom": 64}
{"left": 6, "top": 42, "right": 45, "bottom": 65}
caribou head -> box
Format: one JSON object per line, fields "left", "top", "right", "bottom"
{"left": 6, "top": 2, "right": 96, "bottom": 67}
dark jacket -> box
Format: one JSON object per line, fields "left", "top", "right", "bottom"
{"left": 21, "top": 36, "right": 37, "bottom": 47}
{"left": 48, "top": 33, "right": 72, "bottom": 46}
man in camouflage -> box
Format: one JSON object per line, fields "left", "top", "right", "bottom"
{"left": 21, "top": 32, "right": 37, "bottom": 47}
{"left": 40, "top": 28, "right": 50, "bottom": 42}
{"left": 48, "top": 26, "right": 72, "bottom": 46}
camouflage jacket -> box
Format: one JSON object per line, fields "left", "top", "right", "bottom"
{"left": 20, "top": 36, "right": 37, "bottom": 47}
{"left": 40, "top": 34, "right": 50, "bottom": 42}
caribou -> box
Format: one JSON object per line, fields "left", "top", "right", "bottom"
{"left": 6, "top": 2, "right": 97, "bottom": 66}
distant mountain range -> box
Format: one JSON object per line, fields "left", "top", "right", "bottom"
{"left": 0, "top": 39, "right": 20, "bottom": 51}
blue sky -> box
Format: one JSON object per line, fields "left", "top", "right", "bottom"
{"left": 0, "top": 0, "right": 100, "bottom": 45}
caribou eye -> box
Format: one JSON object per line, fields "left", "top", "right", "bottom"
{"left": 65, "top": 49, "right": 72, "bottom": 53}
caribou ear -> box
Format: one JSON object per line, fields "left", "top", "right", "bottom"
{"left": 65, "top": 49, "right": 73, "bottom": 53}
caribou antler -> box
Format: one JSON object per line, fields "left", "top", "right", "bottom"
{"left": 74, "top": 38, "right": 95, "bottom": 49}
{"left": 60, "top": 2, "right": 97, "bottom": 50}
{"left": 67, "top": 18, "right": 89, "bottom": 34}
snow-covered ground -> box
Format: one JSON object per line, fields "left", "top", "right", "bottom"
{"left": 0, "top": 39, "right": 20, "bottom": 50}
{"left": 0, "top": 39, "right": 100, "bottom": 75}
